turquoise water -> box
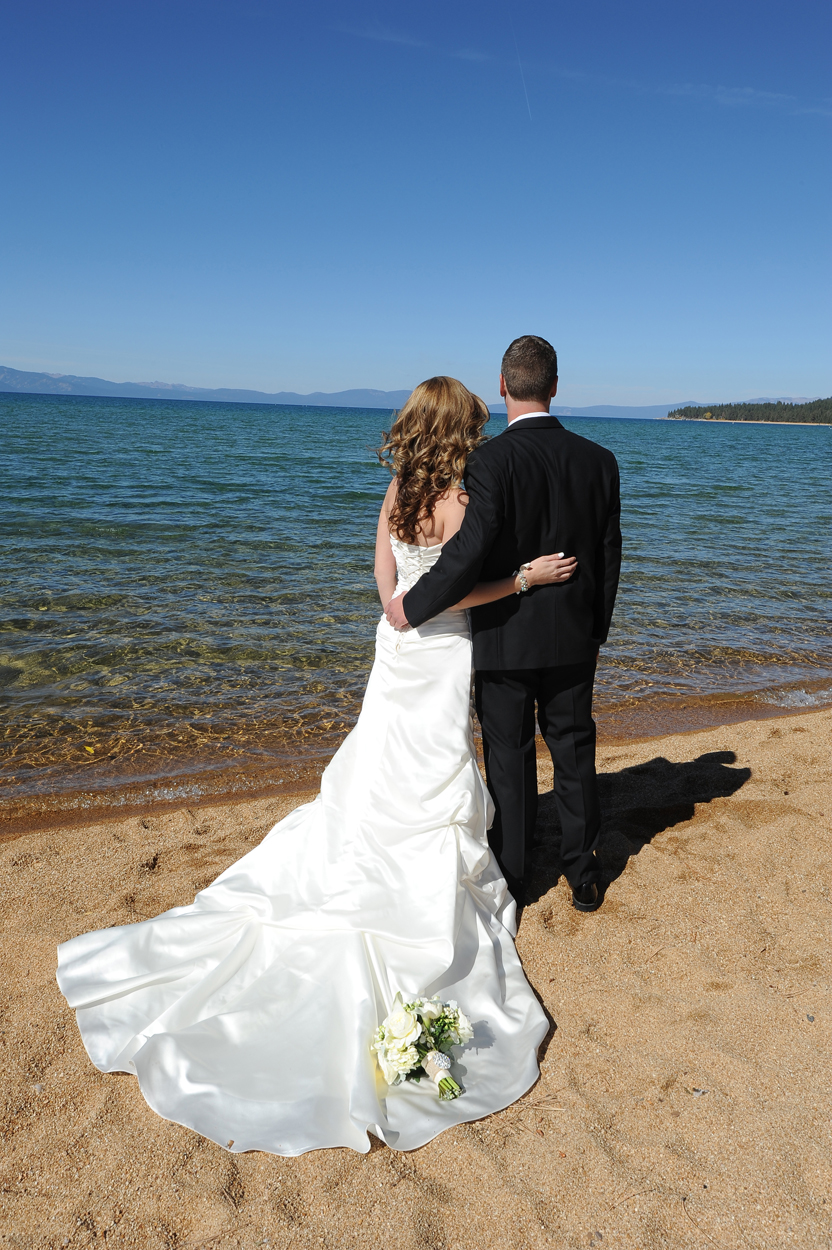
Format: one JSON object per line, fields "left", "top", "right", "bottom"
{"left": 1, "top": 393, "right": 830, "bottom": 822}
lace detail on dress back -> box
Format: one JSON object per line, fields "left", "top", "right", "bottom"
{"left": 390, "top": 535, "right": 443, "bottom": 594}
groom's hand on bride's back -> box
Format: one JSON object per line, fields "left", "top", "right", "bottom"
{"left": 385, "top": 595, "right": 411, "bottom": 631}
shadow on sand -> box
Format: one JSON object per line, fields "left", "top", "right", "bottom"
{"left": 527, "top": 750, "right": 752, "bottom": 905}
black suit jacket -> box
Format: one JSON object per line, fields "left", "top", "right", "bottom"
{"left": 402, "top": 416, "right": 622, "bottom": 669}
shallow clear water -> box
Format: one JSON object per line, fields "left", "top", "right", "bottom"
{"left": 1, "top": 392, "right": 830, "bottom": 822}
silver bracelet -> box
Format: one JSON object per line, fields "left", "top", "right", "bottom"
{"left": 514, "top": 563, "right": 532, "bottom": 594}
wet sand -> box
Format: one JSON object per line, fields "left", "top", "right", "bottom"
{"left": 7, "top": 688, "right": 831, "bottom": 839}
{"left": 1, "top": 708, "right": 830, "bottom": 1248}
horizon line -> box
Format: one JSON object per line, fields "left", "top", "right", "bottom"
{"left": 0, "top": 364, "right": 823, "bottom": 414}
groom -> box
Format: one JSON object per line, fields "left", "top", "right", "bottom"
{"left": 385, "top": 335, "right": 621, "bottom": 912}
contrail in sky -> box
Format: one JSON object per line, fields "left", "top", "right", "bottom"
{"left": 508, "top": 8, "right": 533, "bottom": 121}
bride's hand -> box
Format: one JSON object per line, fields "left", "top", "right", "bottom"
{"left": 523, "top": 553, "right": 578, "bottom": 586}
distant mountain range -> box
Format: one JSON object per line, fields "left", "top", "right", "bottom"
{"left": 0, "top": 365, "right": 820, "bottom": 419}
{"left": 0, "top": 366, "right": 414, "bottom": 411}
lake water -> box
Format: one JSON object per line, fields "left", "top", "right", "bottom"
{"left": 2, "top": 392, "right": 830, "bottom": 828}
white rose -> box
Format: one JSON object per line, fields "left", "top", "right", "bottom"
{"left": 455, "top": 1010, "right": 474, "bottom": 1043}
{"left": 384, "top": 995, "right": 422, "bottom": 1046}
{"left": 417, "top": 996, "right": 443, "bottom": 1023}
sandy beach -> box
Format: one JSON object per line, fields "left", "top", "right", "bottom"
{"left": 1, "top": 707, "right": 830, "bottom": 1249}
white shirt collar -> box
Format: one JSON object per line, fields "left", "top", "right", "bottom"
{"left": 506, "top": 411, "right": 551, "bottom": 425}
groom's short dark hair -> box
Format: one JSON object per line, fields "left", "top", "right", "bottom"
{"left": 501, "top": 335, "right": 558, "bottom": 402}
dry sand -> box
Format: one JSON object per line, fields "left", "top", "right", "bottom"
{"left": 1, "top": 709, "right": 830, "bottom": 1249}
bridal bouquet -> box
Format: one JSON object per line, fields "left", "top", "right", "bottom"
{"left": 372, "top": 993, "right": 474, "bottom": 1100}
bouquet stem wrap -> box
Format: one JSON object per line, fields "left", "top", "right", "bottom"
{"left": 422, "top": 1049, "right": 461, "bottom": 1101}
{"left": 422, "top": 1051, "right": 451, "bottom": 1083}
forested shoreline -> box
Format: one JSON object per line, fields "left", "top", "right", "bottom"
{"left": 667, "top": 398, "right": 832, "bottom": 423}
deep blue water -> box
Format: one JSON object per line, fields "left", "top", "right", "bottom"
{"left": 1, "top": 392, "right": 830, "bottom": 818}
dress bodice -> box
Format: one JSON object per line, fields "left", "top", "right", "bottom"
{"left": 391, "top": 535, "right": 443, "bottom": 594}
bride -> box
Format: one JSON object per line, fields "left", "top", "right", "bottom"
{"left": 56, "top": 376, "right": 577, "bottom": 1156}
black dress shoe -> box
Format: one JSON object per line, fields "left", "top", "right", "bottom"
{"left": 572, "top": 881, "right": 601, "bottom": 912}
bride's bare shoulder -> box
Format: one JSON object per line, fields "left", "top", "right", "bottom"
{"left": 436, "top": 487, "right": 468, "bottom": 517}
{"left": 431, "top": 487, "right": 468, "bottom": 541}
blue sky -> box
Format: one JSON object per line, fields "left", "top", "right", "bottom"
{"left": 1, "top": 0, "right": 829, "bottom": 405}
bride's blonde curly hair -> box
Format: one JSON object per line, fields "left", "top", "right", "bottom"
{"left": 377, "top": 377, "right": 490, "bottom": 544}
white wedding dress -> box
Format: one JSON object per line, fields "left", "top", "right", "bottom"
{"left": 57, "top": 537, "right": 548, "bottom": 1155}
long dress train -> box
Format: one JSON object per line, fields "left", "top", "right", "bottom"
{"left": 56, "top": 537, "right": 548, "bottom": 1155}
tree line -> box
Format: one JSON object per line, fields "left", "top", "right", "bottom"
{"left": 667, "top": 398, "right": 832, "bottom": 424}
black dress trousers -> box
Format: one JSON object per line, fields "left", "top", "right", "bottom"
{"left": 475, "top": 661, "right": 601, "bottom": 890}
